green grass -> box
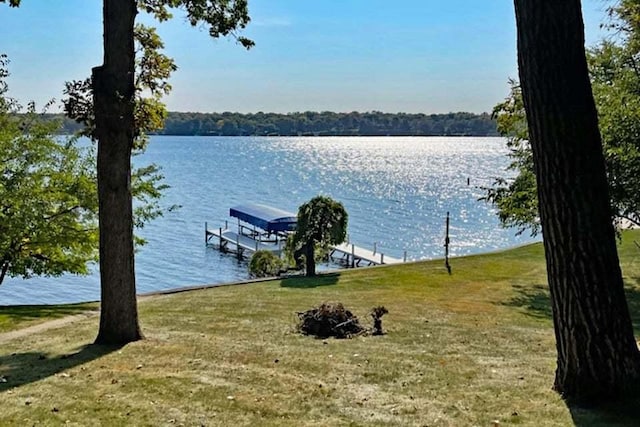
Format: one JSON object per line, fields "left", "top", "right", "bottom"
{"left": 0, "top": 302, "right": 98, "bottom": 333}
{"left": 0, "top": 230, "right": 639, "bottom": 426}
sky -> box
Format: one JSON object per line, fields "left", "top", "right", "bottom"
{"left": 0, "top": 0, "right": 612, "bottom": 114}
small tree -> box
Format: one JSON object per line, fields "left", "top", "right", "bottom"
{"left": 0, "top": 55, "right": 98, "bottom": 286}
{"left": 289, "top": 196, "right": 348, "bottom": 277}
{"left": 248, "top": 250, "right": 283, "bottom": 278}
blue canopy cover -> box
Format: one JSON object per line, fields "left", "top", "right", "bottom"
{"left": 230, "top": 203, "right": 297, "bottom": 233}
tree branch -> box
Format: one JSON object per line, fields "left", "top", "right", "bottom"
{"left": 42, "top": 205, "right": 81, "bottom": 221}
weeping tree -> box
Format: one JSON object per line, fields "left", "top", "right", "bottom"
{"left": 289, "top": 196, "right": 348, "bottom": 277}
{"left": 513, "top": 0, "right": 640, "bottom": 402}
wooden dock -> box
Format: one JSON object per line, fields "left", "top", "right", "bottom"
{"left": 206, "top": 227, "right": 286, "bottom": 257}
{"left": 329, "top": 242, "right": 404, "bottom": 267}
{"left": 207, "top": 226, "right": 404, "bottom": 267}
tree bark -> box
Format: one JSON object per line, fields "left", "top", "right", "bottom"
{"left": 93, "top": 0, "right": 142, "bottom": 344}
{"left": 514, "top": 0, "right": 640, "bottom": 402}
{"left": 305, "top": 243, "right": 316, "bottom": 277}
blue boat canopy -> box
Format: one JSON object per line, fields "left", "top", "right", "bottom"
{"left": 230, "top": 203, "right": 297, "bottom": 233}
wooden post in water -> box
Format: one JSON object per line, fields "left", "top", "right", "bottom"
{"left": 444, "top": 212, "right": 451, "bottom": 274}
{"left": 351, "top": 244, "right": 355, "bottom": 268}
{"left": 205, "top": 221, "right": 208, "bottom": 244}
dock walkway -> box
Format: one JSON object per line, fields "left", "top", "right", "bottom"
{"left": 329, "top": 242, "right": 403, "bottom": 266}
{"left": 206, "top": 228, "right": 286, "bottom": 255}
{"left": 207, "top": 226, "right": 403, "bottom": 267}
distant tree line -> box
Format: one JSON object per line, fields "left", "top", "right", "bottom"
{"left": 46, "top": 110, "right": 497, "bottom": 136}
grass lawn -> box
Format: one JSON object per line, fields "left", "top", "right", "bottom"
{"left": 0, "top": 230, "right": 639, "bottom": 426}
{"left": 0, "top": 302, "right": 98, "bottom": 334}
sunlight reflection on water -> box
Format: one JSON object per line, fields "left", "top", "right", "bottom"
{"left": 0, "top": 136, "right": 537, "bottom": 304}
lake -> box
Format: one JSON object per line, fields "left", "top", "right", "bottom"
{"left": 0, "top": 136, "right": 536, "bottom": 305}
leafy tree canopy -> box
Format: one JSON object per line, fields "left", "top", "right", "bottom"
{"left": 248, "top": 250, "right": 283, "bottom": 278}
{"left": 289, "top": 196, "right": 348, "bottom": 277}
{"left": 42, "top": 110, "right": 499, "bottom": 137}
{"left": 483, "top": 3, "right": 640, "bottom": 234}
{"left": 62, "top": 15, "right": 182, "bottom": 240}
{"left": 158, "top": 111, "right": 498, "bottom": 137}
{"left": 0, "top": 55, "right": 98, "bottom": 285}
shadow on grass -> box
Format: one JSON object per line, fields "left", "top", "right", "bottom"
{"left": 0, "top": 304, "right": 97, "bottom": 328}
{"left": 502, "top": 281, "right": 640, "bottom": 334}
{"left": 0, "top": 343, "right": 121, "bottom": 393}
{"left": 501, "top": 283, "right": 553, "bottom": 320}
{"left": 280, "top": 272, "right": 340, "bottom": 289}
{"left": 568, "top": 395, "right": 640, "bottom": 427}
{"left": 624, "top": 283, "right": 640, "bottom": 336}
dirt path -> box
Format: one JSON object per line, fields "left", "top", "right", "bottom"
{"left": 0, "top": 311, "right": 99, "bottom": 344}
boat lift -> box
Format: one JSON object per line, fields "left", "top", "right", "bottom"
{"left": 205, "top": 203, "right": 404, "bottom": 266}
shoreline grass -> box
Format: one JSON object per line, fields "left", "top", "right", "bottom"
{"left": 0, "top": 230, "right": 638, "bottom": 425}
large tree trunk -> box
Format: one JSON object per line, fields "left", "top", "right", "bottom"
{"left": 93, "top": 0, "right": 142, "bottom": 344}
{"left": 514, "top": 0, "right": 640, "bottom": 402}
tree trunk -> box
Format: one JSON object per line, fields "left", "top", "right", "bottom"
{"left": 93, "top": 0, "right": 142, "bottom": 344}
{"left": 514, "top": 0, "right": 640, "bottom": 402}
{"left": 305, "top": 243, "right": 316, "bottom": 277}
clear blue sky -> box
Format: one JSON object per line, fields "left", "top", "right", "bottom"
{"left": 0, "top": 0, "right": 611, "bottom": 114}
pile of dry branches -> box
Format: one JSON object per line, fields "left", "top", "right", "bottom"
{"left": 297, "top": 303, "right": 388, "bottom": 339}
{"left": 297, "top": 302, "right": 365, "bottom": 338}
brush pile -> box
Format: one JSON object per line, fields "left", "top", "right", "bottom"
{"left": 297, "top": 302, "right": 365, "bottom": 339}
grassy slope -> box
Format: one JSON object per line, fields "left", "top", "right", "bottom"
{"left": 0, "top": 230, "right": 639, "bottom": 426}
{"left": 0, "top": 303, "right": 98, "bottom": 333}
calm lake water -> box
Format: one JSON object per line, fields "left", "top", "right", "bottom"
{"left": 0, "top": 136, "right": 537, "bottom": 305}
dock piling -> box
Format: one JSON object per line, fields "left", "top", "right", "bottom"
{"left": 445, "top": 211, "right": 451, "bottom": 274}
{"left": 351, "top": 244, "right": 355, "bottom": 268}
